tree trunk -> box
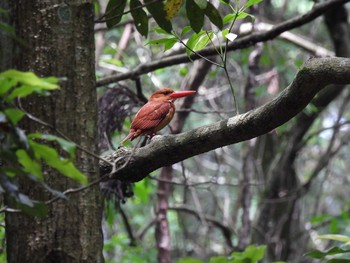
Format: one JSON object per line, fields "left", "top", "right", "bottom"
{"left": 5, "top": 1, "right": 103, "bottom": 262}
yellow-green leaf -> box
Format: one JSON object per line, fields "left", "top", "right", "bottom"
{"left": 4, "top": 108, "right": 25, "bottom": 125}
{"left": 0, "top": 70, "right": 59, "bottom": 90}
{"left": 16, "top": 149, "right": 43, "bottom": 180}
{"left": 145, "top": 0, "right": 172, "bottom": 33}
{"left": 30, "top": 141, "right": 88, "bottom": 185}
{"left": 317, "top": 234, "right": 350, "bottom": 243}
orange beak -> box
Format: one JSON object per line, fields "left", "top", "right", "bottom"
{"left": 169, "top": 90, "right": 196, "bottom": 99}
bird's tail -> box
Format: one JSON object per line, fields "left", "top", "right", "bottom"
{"left": 120, "top": 133, "right": 134, "bottom": 144}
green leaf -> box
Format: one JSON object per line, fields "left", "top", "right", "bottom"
{"left": 16, "top": 149, "right": 43, "bottom": 180}
{"left": 186, "top": 0, "right": 204, "bottom": 33}
{"left": 145, "top": 0, "right": 172, "bottom": 33}
{"left": 181, "top": 26, "right": 192, "bottom": 36}
{"left": 133, "top": 180, "right": 151, "bottom": 203}
{"left": 193, "top": 0, "right": 207, "bottom": 9}
{"left": 7, "top": 85, "right": 42, "bottom": 101}
{"left": 130, "top": 0, "right": 149, "bottom": 37}
{"left": 28, "top": 133, "right": 77, "bottom": 159}
{"left": 30, "top": 141, "right": 88, "bottom": 185}
{"left": 222, "top": 28, "right": 229, "bottom": 39}
{"left": 0, "top": 21, "right": 15, "bottom": 34}
{"left": 244, "top": 0, "right": 263, "bottom": 9}
{"left": 189, "top": 31, "right": 213, "bottom": 51}
{"left": 0, "top": 77, "right": 16, "bottom": 96}
{"left": 4, "top": 108, "right": 25, "bottom": 125}
{"left": 231, "top": 245, "right": 266, "bottom": 262}
{"left": 16, "top": 199, "right": 48, "bottom": 217}
{"left": 177, "top": 258, "right": 204, "bottom": 263}
{"left": 1, "top": 167, "right": 20, "bottom": 178}
{"left": 154, "top": 27, "right": 174, "bottom": 35}
{"left": 243, "top": 245, "right": 266, "bottom": 261}
{"left": 204, "top": 2, "right": 223, "bottom": 30}
{"left": 310, "top": 213, "right": 332, "bottom": 224}
{"left": 194, "top": 32, "right": 214, "bottom": 51}
{"left": 306, "top": 247, "right": 350, "bottom": 259}
{"left": 236, "top": 11, "right": 251, "bottom": 20}
{"left": 185, "top": 31, "right": 206, "bottom": 56}
{"left": 146, "top": 37, "right": 178, "bottom": 51}
{"left": 0, "top": 70, "right": 59, "bottom": 90}
{"left": 223, "top": 12, "right": 250, "bottom": 24}
{"left": 105, "top": 0, "right": 128, "bottom": 28}
{"left": 146, "top": 37, "right": 177, "bottom": 45}
{"left": 209, "top": 256, "right": 229, "bottom": 263}
{"left": 164, "top": 38, "right": 178, "bottom": 50}
{"left": 223, "top": 14, "right": 235, "bottom": 24}
{"left": 317, "top": 234, "right": 350, "bottom": 243}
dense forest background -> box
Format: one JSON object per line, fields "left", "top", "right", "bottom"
{"left": 1, "top": 0, "right": 350, "bottom": 262}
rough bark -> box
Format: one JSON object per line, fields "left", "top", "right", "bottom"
{"left": 0, "top": 0, "right": 12, "bottom": 71}
{"left": 5, "top": 1, "right": 103, "bottom": 262}
{"left": 100, "top": 57, "right": 350, "bottom": 183}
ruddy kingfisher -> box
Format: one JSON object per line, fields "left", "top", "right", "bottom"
{"left": 120, "top": 88, "right": 196, "bottom": 144}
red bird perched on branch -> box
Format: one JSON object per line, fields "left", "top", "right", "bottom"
{"left": 120, "top": 88, "right": 196, "bottom": 144}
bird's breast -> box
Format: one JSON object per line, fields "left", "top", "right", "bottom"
{"left": 153, "top": 101, "right": 175, "bottom": 132}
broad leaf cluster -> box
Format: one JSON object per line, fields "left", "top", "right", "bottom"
{"left": 104, "top": 0, "right": 262, "bottom": 38}
{"left": 0, "top": 70, "right": 87, "bottom": 215}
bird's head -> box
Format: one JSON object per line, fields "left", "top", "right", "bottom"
{"left": 150, "top": 88, "right": 196, "bottom": 102}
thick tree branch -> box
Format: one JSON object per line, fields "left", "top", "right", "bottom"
{"left": 96, "top": 0, "right": 349, "bottom": 87}
{"left": 101, "top": 57, "right": 350, "bottom": 182}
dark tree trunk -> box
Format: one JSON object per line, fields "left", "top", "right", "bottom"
{"left": 5, "top": 1, "right": 103, "bottom": 262}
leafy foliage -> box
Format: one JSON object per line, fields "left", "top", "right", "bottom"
{"left": 104, "top": 233, "right": 157, "bottom": 263}
{"left": 0, "top": 70, "right": 87, "bottom": 215}
{"left": 177, "top": 245, "right": 267, "bottom": 263}
{"left": 104, "top": 0, "right": 227, "bottom": 35}
{"left": 306, "top": 235, "right": 350, "bottom": 262}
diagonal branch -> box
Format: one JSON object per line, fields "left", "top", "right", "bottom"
{"left": 96, "top": 0, "right": 350, "bottom": 87}
{"left": 101, "top": 57, "right": 350, "bottom": 182}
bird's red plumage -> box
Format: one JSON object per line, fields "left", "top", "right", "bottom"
{"left": 120, "top": 88, "right": 196, "bottom": 144}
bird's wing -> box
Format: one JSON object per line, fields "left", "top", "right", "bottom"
{"left": 131, "top": 101, "right": 171, "bottom": 131}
